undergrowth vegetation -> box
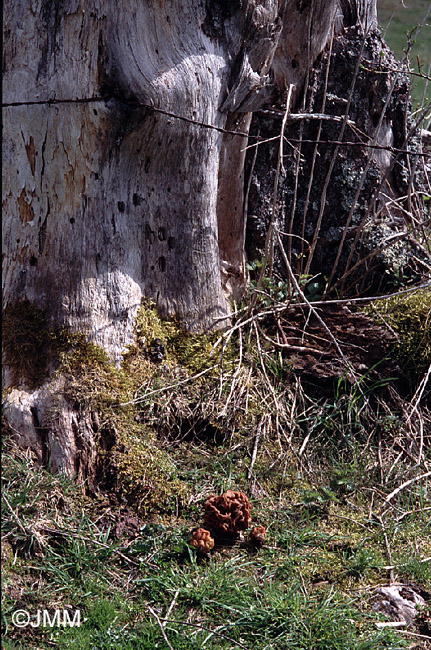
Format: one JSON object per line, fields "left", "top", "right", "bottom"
{"left": 2, "top": 290, "right": 430, "bottom": 649}
{"left": 364, "top": 288, "right": 431, "bottom": 387}
{"left": 2, "top": 4, "right": 431, "bottom": 648}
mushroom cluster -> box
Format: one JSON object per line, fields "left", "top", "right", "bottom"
{"left": 190, "top": 527, "right": 214, "bottom": 554}
{"left": 189, "top": 490, "right": 265, "bottom": 554}
{"left": 204, "top": 490, "right": 251, "bottom": 536}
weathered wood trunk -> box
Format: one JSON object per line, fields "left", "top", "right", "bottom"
{"left": 3, "top": 0, "right": 382, "bottom": 482}
{"left": 3, "top": 1, "right": 244, "bottom": 361}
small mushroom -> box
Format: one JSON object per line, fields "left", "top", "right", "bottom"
{"left": 190, "top": 528, "right": 214, "bottom": 554}
{"left": 249, "top": 525, "right": 266, "bottom": 548}
{"left": 204, "top": 490, "right": 251, "bottom": 536}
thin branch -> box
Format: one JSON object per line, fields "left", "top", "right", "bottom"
{"left": 307, "top": 34, "right": 366, "bottom": 276}
{"left": 374, "top": 514, "right": 395, "bottom": 584}
{"left": 361, "top": 59, "right": 431, "bottom": 82}
{"left": 379, "top": 557, "right": 431, "bottom": 570}
{"left": 258, "top": 327, "right": 328, "bottom": 355}
{"left": 243, "top": 129, "right": 260, "bottom": 285}
{"left": 283, "top": 137, "right": 430, "bottom": 157}
{"left": 301, "top": 29, "right": 334, "bottom": 270}
{"left": 146, "top": 605, "right": 175, "bottom": 650}
{"left": 385, "top": 471, "right": 431, "bottom": 503}
{"left": 248, "top": 420, "right": 263, "bottom": 480}
{"left": 327, "top": 512, "right": 371, "bottom": 531}
{"left": 258, "top": 109, "right": 357, "bottom": 127}
{"left": 40, "top": 526, "right": 140, "bottom": 566}
{"left": 325, "top": 55, "right": 405, "bottom": 295}
{"left": 395, "top": 630, "right": 431, "bottom": 641}
{"left": 2, "top": 493, "right": 28, "bottom": 536}
{"left": 275, "top": 228, "right": 355, "bottom": 372}
{"left": 407, "top": 363, "right": 431, "bottom": 422}
{"left": 253, "top": 84, "right": 294, "bottom": 299}
{"left": 163, "top": 589, "right": 180, "bottom": 628}
{"left": 336, "top": 99, "right": 431, "bottom": 294}
{"left": 219, "top": 327, "right": 243, "bottom": 417}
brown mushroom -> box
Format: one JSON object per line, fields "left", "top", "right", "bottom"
{"left": 204, "top": 490, "right": 251, "bottom": 536}
{"left": 190, "top": 528, "right": 214, "bottom": 554}
{"left": 249, "top": 525, "right": 266, "bottom": 548}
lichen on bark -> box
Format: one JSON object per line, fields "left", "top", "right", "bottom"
{"left": 246, "top": 27, "right": 429, "bottom": 296}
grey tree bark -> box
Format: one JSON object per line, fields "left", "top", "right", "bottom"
{"left": 3, "top": 0, "right": 379, "bottom": 481}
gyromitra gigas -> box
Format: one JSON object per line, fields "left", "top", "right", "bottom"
{"left": 190, "top": 528, "right": 214, "bottom": 554}
{"left": 249, "top": 525, "right": 266, "bottom": 548}
{"left": 204, "top": 490, "right": 251, "bottom": 535}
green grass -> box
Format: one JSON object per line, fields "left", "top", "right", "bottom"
{"left": 2, "top": 289, "right": 430, "bottom": 649}
{"left": 377, "top": 0, "right": 431, "bottom": 115}
{"left": 2, "top": 424, "right": 429, "bottom": 649}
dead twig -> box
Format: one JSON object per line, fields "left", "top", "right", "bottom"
{"left": 146, "top": 605, "right": 175, "bottom": 650}
{"left": 327, "top": 512, "right": 372, "bottom": 532}
{"left": 304, "top": 29, "right": 360, "bottom": 276}
{"left": 120, "top": 366, "right": 217, "bottom": 406}
{"left": 407, "top": 363, "right": 431, "bottom": 423}
{"left": 275, "top": 227, "right": 356, "bottom": 378}
{"left": 252, "top": 84, "right": 294, "bottom": 306}
{"left": 2, "top": 493, "right": 28, "bottom": 536}
{"left": 248, "top": 419, "right": 263, "bottom": 480}
{"left": 33, "top": 525, "right": 142, "bottom": 566}
{"left": 220, "top": 327, "right": 243, "bottom": 417}
{"left": 384, "top": 471, "right": 431, "bottom": 504}
{"left": 395, "top": 506, "right": 431, "bottom": 523}
{"left": 257, "top": 326, "right": 331, "bottom": 355}
{"left": 163, "top": 589, "right": 180, "bottom": 628}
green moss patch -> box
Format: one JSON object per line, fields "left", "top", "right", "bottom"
{"left": 364, "top": 288, "right": 431, "bottom": 385}
{"left": 133, "top": 299, "right": 236, "bottom": 374}
{"left": 109, "top": 426, "right": 187, "bottom": 516}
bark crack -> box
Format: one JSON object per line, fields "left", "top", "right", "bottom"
{"left": 30, "top": 406, "right": 49, "bottom": 467}
{"left": 40, "top": 130, "right": 48, "bottom": 192}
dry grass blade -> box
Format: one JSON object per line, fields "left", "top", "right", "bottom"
{"left": 275, "top": 228, "right": 356, "bottom": 376}
{"left": 385, "top": 471, "right": 431, "bottom": 503}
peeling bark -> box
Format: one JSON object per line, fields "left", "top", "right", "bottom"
{"left": 4, "top": 379, "right": 98, "bottom": 489}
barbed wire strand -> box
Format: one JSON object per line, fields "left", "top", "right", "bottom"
{"left": 2, "top": 95, "right": 430, "bottom": 158}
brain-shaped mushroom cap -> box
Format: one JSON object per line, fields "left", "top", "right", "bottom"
{"left": 249, "top": 525, "right": 266, "bottom": 547}
{"left": 190, "top": 528, "right": 214, "bottom": 553}
{"left": 204, "top": 490, "right": 251, "bottom": 535}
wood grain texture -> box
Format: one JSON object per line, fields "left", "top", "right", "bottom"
{"left": 3, "top": 0, "right": 378, "bottom": 361}
{"left": 3, "top": 0, "right": 379, "bottom": 480}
